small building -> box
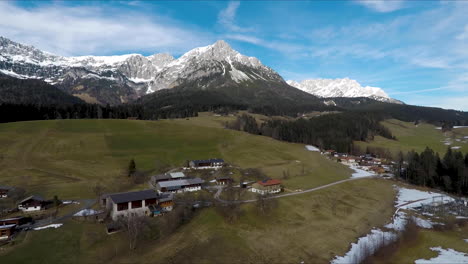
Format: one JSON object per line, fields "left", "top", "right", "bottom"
{"left": 370, "top": 166, "right": 386, "bottom": 174}
{"left": 101, "top": 189, "right": 165, "bottom": 220}
{"left": 0, "top": 224, "right": 15, "bottom": 240}
{"left": 150, "top": 172, "right": 187, "bottom": 185}
{"left": 189, "top": 159, "right": 224, "bottom": 169}
{"left": 0, "top": 186, "right": 12, "bottom": 198}
{"left": 251, "top": 179, "right": 282, "bottom": 195}
{"left": 148, "top": 193, "right": 174, "bottom": 216}
{"left": 18, "top": 195, "right": 47, "bottom": 212}
{"left": 215, "top": 176, "right": 233, "bottom": 185}
{"left": 156, "top": 178, "right": 204, "bottom": 193}
{"left": 323, "top": 150, "right": 335, "bottom": 155}
{"left": 0, "top": 217, "right": 33, "bottom": 226}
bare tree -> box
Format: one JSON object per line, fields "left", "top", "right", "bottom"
{"left": 117, "top": 215, "right": 150, "bottom": 250}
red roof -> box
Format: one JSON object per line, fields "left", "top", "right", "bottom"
{"left": 258, "top": 179, "right": 281, "bottom": 186}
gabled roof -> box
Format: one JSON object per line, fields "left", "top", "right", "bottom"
{"left": 157, "top": 178, "right": 205, "bottom": 188}
{"left": 19, "top": 195, "right": 44, "bottom": 204}
{"left": 158, "top": 193, "right": 174, "bottom": 203}
{"left": 258, "top": 179, "right": 281, "bottom": 186}
{"left": 106, "top": 189, "right": 159, "bottom": 204}
{"left": 151, "top": 174, "right": 172, "bottom": 181}
{"left": 0, "top": 186, "right": 12, "bottom": 190}
{"left": 216, "top": 175, "right": 232, "bottom": 181}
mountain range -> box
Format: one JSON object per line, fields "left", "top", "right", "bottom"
{"left": 0, "top": 36, "right": 398, "bottom": 106}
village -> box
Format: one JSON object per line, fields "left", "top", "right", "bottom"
{"left": 0, "top": 157, "right": 286, "bottom": 243}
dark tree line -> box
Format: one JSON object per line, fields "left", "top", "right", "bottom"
{"left": 0, "top": 103, "right": 199, "bottom": 123}
{"left": 399, "top": 147, "right": 468, "bottom": 195}
{"left": 226, "top": 113, "right": 394, "bottom": 152}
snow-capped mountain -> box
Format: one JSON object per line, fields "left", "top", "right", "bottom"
{"left": 0, "top": 36, "right": 290, "bottom": 104}
{"left": 286, "top": 78, "right": 402, "bottom": 104}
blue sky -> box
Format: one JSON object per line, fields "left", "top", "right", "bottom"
{"left": 1, "top": 0, "right": 468, "bottom": 110}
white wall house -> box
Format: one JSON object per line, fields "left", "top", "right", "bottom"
{"left": 156, "top": 178, "right": 204, "bottom": 193}
{"left": 102, "top": 190, "right": 173, "bottom": 221}
{"left": 189, "top": 159, "right": 225, "bottom": 170}
{"left": 18, "top": 196, "right": 45, "bottom": 212}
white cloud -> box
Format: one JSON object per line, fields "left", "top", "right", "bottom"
{"left": 456, "top": 25, "right": 468, "bottom": 40}
{"left": 0, "top": 2, "right": 212, "bottom": 56}
{"left": 218, "top": 1, "right": 253, "bottom": 32}
{"left": 355, "top": 0, "right": 406, "bottom": 13}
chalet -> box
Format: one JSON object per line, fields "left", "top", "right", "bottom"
{"left": 323, "top": 150, "right": 335, "bottom": 155}
{"left": 370, "top": 166, "right": 386, "bottom": 174}
{"left": 215, "top": 175, "right": 233, "bottom": 185}
{"left": 101, "top": 189, "right": 173, "bottom": 220}
{"left": 189, "top": 159, "right": 224, "bottom": 169}
{"left": 18, "top": 195, "right": 47, "bottom": 212}
{"left": 0, "top": 224, "right": 15, "bottom": 240}
{"left": 0, "top": 217, "right": 33, "bottom": 227}
{"left": 340, "top": 156, "right": 359, "bottom": 166}
{"left": 156, "top": 178, "right": 204, "bottom": 193}
{"left": 251, "top": 179, "right": 282, "bottom": 195}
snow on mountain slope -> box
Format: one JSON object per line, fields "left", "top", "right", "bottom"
{"left": 286, "top": 78, "right": 402, "bottom": 104}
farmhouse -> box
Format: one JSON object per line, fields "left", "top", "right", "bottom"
{"left": 0, "top": 216, "right": 32, "bottom": 226}
{"left": 251, "top": 179, "right": 282, "bottom": 195}
{"left": 0, "top": 186, "right": 11, "bottom": 198}
{"left": 215, "top": 175, "right": 233, "bottom": 185}
{"left": 18, "top": 195, "right": 47, "bottom": 212}
{"left": 151, "top": 172, "right": 187, "bottom": 184}
{"left": 156, "top": 178, "right": 204, "bottom": 193}
{"left": 0, "top": 224, "right": 15, "bottom": 240}
{"left": 101, "top": 189, "right": 173, "bottom": 220}
{"left": 189, "top": 159, "right": 224, "bottom": 169}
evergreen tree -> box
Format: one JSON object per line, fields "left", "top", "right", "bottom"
{"left": 128, "top": 159, "right": 136, "bottom": 177}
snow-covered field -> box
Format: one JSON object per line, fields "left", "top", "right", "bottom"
{"left": 331, "top": 187, "right": 457, "bottom": 264}
{"left": 415, "top": 247, "right": 468, "bottom": 264}
{"left": 33, "top": 223, "right": 63, "bottom": 230}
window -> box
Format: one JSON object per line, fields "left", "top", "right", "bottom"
{"left": 131, "top": 200, "right": 142, "bottom": 208}
{"left": 117, "top": 203, "right": 128, "bottom": 211}
{"left": 1, "top": 230, "right": 7, "bottom": 236}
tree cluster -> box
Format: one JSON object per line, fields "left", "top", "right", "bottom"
{"left": 400, "top": 147, "right": 468, "bottom": 195}
{"left": 226, "top": 113, "right": 394, "bottom": 152}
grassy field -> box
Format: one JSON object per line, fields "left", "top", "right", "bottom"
{"left": 0, "top": 114, "right": 351, "bottom": 199}
{"left": 1, "top": 178, "right": 396, "bottom": 264}
{"left": 355, "top": 119, "right": 468, "bottom": 157}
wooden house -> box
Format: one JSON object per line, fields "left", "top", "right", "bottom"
{"left": 0, "top": 216, "right": 33, "bottom": 226}
{"left": 0, "top": 224, "right": 15, "bottom": 240}
{"left": 215, "top": 176, "right": 233, "bottom": 185}
{"left": 251, "top": 179, "right": 282, "bottom": 195}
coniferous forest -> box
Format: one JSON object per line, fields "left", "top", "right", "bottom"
{"left": 226, "top": 113, "right": 394, "bottom": 152}
{"left": 400, "top": 147, "right": 468, "bottom": 196}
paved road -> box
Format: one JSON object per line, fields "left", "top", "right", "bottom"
{"left": 217, "top": 176, "right": 380, "bottom": 204}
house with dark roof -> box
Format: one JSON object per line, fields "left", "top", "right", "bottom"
{"left": 0, "top": 216, "right": 33, "bottom": 227}
{"left": 18, "top": 195, "right": 47, "bottom": 212}
{"left": 215, "top": 175, "right": 233, "bottom": 185}
{"left": 101, "top": 189, "right": 174, "bottom": 220}
{"left": 189, "top": 159, "right": 224, "bottom": 169}
{"left": 0, "top": 186, "right": 12, "bottom": 198}
{"left": 251, "top": 179, "right": 282, "bottom": 195}
{"left": 156, "top": 178, "right": 205, "bottom": 193}
{"left": 150, "top": 172, "right": 187, "bottom": 185}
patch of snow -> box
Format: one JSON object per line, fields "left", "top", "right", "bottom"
{"left": 396, "top": 187, "right": 454, "bottom": 210}
{"left": 415, "top": 247, "right": 468, "bottom": 264}
{"left": 34, "top": 223, "right": 63, "bottom": 230}
{"left": 412, "top": 216, "right": 438, "bottom": 229}
{"left": 445, "top": 142, "right": 452, "bottom": 145}
{"left": 73, "top": 209, "right": 102, "bottom": 217}
{"left": 453, "top": 126, "right": 468, "bottom": 129}
{"left": 331, "top": 229, "right": 397, "bottom": 264}
{"left": 456, "top": 216, "right": 468, "bottom": 219}
{"left": 350, "top": 166, "right": 375, "bottom": 178}
{"left": 305, "top": 145, "right": 320, "bottom": 152}
{"left": 435, "top": 127, "right": 442, "bottom": 130}
{"left": 62, "top": 200, "right": 80, "bottom": 205}
{"left": 464, "top": 239, "right": 468, "bottom": 243}
{"left": 385, "top": 211, "right": 407, "bottom": 232}
{"left": 451, "top": 146, "right": 461, "bottom": 150}
{"left": 129, "top": 77, "right": 151, "bottom": 83}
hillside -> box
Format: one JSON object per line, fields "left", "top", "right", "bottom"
{"left": 0, "top": 73, "right": 84, "bottom": 105}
